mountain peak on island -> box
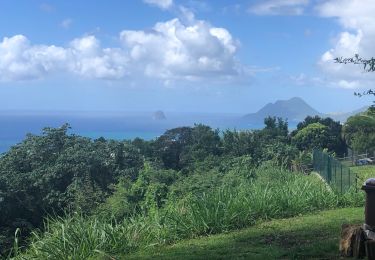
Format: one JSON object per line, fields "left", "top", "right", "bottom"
{"left": 152, "top": 110, "right": 166, "bottom": 120}
{"left": 273, "top": 97, "right": 309, "bottom": 106}
{"left": 243, "top": 97, "right": 321, "bottom": 123}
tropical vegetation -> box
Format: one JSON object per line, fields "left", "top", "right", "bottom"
{"left": 0, "top": 108, "right": 374, "bottom": 258}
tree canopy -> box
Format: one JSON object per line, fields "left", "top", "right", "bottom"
{"left": 0, "top": 114, "right": 365, "bottom": 255}
{"left": 342, "top": 107, "right": 375, "bottom": 153}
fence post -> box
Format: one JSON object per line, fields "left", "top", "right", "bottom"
{"left": 352, "top": 151, "right": 354, "bottom": 166}
{"left": 341, "top": 164, "right": 343, "bottom": 193}
{"left": 348, "top": 168, "right": 351, "bottom": 190}
{"left": 327, "top": 156, "right": 332, "bottom": 183}
{"left": 334, "top": 161, "right": 336, "bottom": 185}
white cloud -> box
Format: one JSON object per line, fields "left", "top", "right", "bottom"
{"left": 143, "top": 0, "right": 173, "bottom": 10}
{"left": 248, "top": 0, "right": 309, "bottom": 16}
{"left": 61, "top": 18, "right": 73, "bottom": 29}
{"left": 0, "top": 35, "right": 67, "bottom": 81}
{"left": 0, "top": 17, "right": 247, "bottom": 84}
{"left": 119, "top": 17, "right": 240, "bottom": 82}
{"left": 289, "top": 73, "right": 366, "bottom": 90}
{"left": 337, "top": 79, "right": 360, "bottom": 89}
{"left": 317, "top": 0, "right": 375, "bottom": 89}
{"left": 290, "top": 73, "right": 307, "bottom": 85}
{"left": 68, "top": 36, "right": 129, "bottom": 79}
{"left": 0, "top": 35, "right": 128, "bottom": 81}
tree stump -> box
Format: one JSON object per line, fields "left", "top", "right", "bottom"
{"left": 340, "top": 224, "right": 366, "bottom": 258}
{"left": 353, "top": 227, "right": 366, "bottom": 258}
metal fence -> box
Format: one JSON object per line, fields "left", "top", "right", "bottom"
{"left": 313, "top": 150, "right": 357, "bottom": 193}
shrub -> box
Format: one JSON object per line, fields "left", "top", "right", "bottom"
{"left": 15, "top": 166, "right": 364, "bottom": 259}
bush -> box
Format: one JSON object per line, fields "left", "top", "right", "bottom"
{"left": 15, "top": 166, "right": 364, "bottom": 259}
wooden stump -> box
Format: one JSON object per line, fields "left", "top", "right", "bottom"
{"left": 353, "top": 227, "right": 366, "bottom": 258}
{"left": 340, "top": 224, "right": 366, "bottom": 258}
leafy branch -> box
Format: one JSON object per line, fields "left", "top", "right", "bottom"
{"left": 335, "top": 54, "right": 375, "bottom": 72}
{"left": 335, "top": 54, "right": 375, "bottom": 100}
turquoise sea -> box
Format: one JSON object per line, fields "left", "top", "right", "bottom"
{"left": 0, "top": 111, "right": 263, "bottom": 153}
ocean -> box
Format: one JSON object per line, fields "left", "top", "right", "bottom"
{"left": 0, "top": 111, "right": 260, "bottom": 153}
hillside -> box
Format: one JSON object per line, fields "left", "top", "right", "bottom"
{"left": 327, "top": 106, "right": 369, "bottom": 122}
{"left": 241, "top": 97, "right": 367, "bottom": 124}
{"left": 127, "top": 207, "right": 363, "bottom": 259}
{"left": 242, "top": 97, "right": 322, "bottom": 124}
{"left": 3, "top": 121, "right": 370, "bottom": 259}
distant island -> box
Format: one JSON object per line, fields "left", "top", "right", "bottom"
{"left": 242, "top": 97, "right": 321, "bottom": 124}
{"left": 152, "top": 110, "right": 166, "bottom": 120}
{"left": 241, "top": 97, "right": 368, "bottom": 125}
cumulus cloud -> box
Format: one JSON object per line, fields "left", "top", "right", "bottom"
{"left": 248, "top": 0, "right": 309, "bottom": 16}
{"left": 120, "top": 17, "right": 239, "bottom": 82}
{"left": 68, "top": 36, "right": 128, "bottom": 79}
{"left": 0, "top": 35, "right": 128, "bottom": 81}
{"left": 0, "top": 35, "right": 67, "bottom": 81}
{"left": 289, "top": 73, "right": 366, "bottom": 90}
{"left": 0, "top": 16, "right": 246, "bottom": 84}
{"left": 143, "top": 0, "right": 173, "bottom": 10}
{"left": 317, "top": 0, "right": 375, "bottom": 88}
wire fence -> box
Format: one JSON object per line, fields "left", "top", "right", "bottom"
{"left": 313, "top": 150, "right": 357, "bottom": 193}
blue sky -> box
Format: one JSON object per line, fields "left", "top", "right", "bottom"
{"left": 0, "top": 0, "right": 374, "bottom": 114}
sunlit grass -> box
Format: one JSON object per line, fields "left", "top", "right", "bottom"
{"left": 127, "top": 207, "right": 364, "bottom": 260}
{"left": 351, "top": 165, "right": 375, "bottom": 187}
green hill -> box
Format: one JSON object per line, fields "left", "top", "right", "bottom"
{"left": 242, "top": 97, "right": 322, "bottom": 124}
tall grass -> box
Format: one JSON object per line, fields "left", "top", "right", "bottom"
{"left": 163, "top": 167, "right": 362, "bottom": 239}
{"left": 15, "top": 166, "right": 364, "bottom": 259}
{"left": 16, "top": 214, "right": 164, "bottom": 259}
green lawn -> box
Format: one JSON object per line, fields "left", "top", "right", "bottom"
{"left": 126, "top": 207, "right": 364, "bottom": 260}
{"left": 351, "top": 165, "right": 375, "bottom": 186}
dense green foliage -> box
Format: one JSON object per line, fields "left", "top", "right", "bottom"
{"left": 335, "top": 55, "right": 375, "bottom": 154}
{"left": 13, "top": 167, "right": 363, "bottom": 259}
{"left": 0, "top": 112, "right": 372, "bottom": 258}
{"left": 343, "top": 107, "right": 375, "bottom": 153}
{"left": 0, "top": 124, "right": 144, "bottom": 254}
{"left": 292, "top": 116, "right": 346, "bottom": 156}
{"left": 293, "top": 123, "right": 329, "bottom": 151}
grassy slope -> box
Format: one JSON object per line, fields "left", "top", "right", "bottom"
{"left": 126, "top": 207, "right": 363, "bottom": 260}
{"left": 351, "top": 165, "right": 375, "bottom": 186}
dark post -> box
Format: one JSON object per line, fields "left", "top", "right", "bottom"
{"left": 352, "top": 151, "right": 354, "bottom": 166}
{"left": 334, "top": 160, "right": 337, "bottom": 185}
{"left": 341, "top": 164, "right": 343, "bottom": 193}
{"left": 349, "top": 169, "right": 351, "bottom": 190}
{"left": 327, "top": 156, "right": 332, "bottom": 183}
{"left": 356, "top": 173, "right": 358, "bottom": 193}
